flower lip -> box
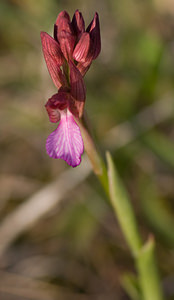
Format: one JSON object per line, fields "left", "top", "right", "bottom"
{"left": 46, "top": 110, "right": 84, "bottom": 167}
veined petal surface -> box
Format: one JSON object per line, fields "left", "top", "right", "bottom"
{"left": 45, "top": 92, "right": 68, "bottom": 123}
{"left": 58, "top": 30, "right": 75, "bottom": 61}
{"left": 55, "top": 11, "right": 71, "bottom": 27}
{"left": 40, "top": 32, "right": 66, "bottom": 88}
{"left": 73, "top": 32, "right": 90, "bottom": 63}
{"left": 86, "top": 12, "right": 101, "bottom": 60}
{"left": 69, "top": 61, "right": 86, "bottom": 117}
{"left": 69, "top": 61, "right": 86, "bottom": 102}
{"left": 56, "top": 12, "right": 75, "bottom": 61}
{"left": 72, "top": 10, "right": 85, "bottom": 38}
{"left": 68, "top": 95, "right": 85, "bottom": 118}
{"left": 46, "top": 111, "right": 84, "bottom": 167}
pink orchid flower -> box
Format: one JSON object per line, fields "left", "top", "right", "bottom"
{"left": 41, "top": 10, "right": 101, "bottom": 167}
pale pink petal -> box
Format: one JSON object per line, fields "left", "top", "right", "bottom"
{"left": 46, "top": 111, "right": 84, "bottom": 167}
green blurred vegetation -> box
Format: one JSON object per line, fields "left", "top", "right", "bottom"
{"left": 0, "top": 0, "right": 174, "bottom": 299}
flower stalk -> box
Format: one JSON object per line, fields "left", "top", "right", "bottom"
{"left": 77, "top": 116, "right": 109, "bottom": 196}
{"left": 106, "top": 151, "right": 142, "bottom": 257}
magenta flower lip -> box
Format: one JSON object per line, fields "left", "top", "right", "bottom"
{"left": 46, "top": 110, "right": 84, "bottom": 168}
{"left": 41, "top": 10, "right": 101, "bottom": 167}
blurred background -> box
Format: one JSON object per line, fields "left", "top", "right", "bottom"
{"left": 0, "top": 0, "right": 174, "bottom": 299}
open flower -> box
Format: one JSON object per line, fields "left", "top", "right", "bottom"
{"left": 41, "top": 10, "right": 101, "bottom": 167}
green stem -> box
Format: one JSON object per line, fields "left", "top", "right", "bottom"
{"left": 77, "top": 116, "right": 109, "bottom": 197}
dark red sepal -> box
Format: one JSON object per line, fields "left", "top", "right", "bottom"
{"left": 86, "top": 12, "right": 101, "bottom": 60}
{"left": 58, "top": 30, "right": 76, "bottom": 61}
{"left": 56, "top": 11, "right": 75, "bottom": 61}
{"left": 68, "top": 96, "right": 85, "bottom": 118}
{"left": 76, "top": 61, "right": 92, "bottom": 76}
{"left": 69, "top": 61, "right": 86, "bottom": 101}
{"left": 55, "top": 11, "right": 71, "bottom": 26}
{"left": 40, "top": 32, "right": 66, "bottom": 88}
{"left": 73, "top": 32, "right": 90, "bottom": 63}
{"left": 69, "top": 61, "right": 86, "bottom": 117}
{"left": 40, "top": 32, "right": 64, "bottom": 66}
{"left": 72, "top": 10, "right": 85, "bottom": 39}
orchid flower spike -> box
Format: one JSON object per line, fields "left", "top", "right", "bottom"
{"left": 41, "top": 10, "right": 101, "bottom": 167}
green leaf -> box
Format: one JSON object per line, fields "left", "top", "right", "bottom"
{"left": 106, "top": 151, "right": 142, "bottom": 256}
{"left": 121, "top": 273, "right": 142, "bottom": 300}
{"left": 137, "top": 236, "right": 164, "bottom": 300}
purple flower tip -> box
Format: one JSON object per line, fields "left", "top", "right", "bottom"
{"left": 46, "top": 111, "right": 84, "bottom": 167}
